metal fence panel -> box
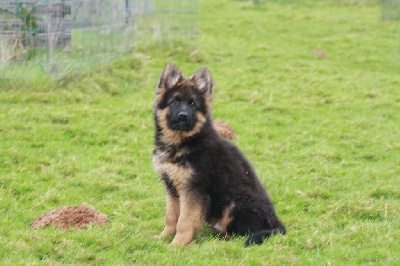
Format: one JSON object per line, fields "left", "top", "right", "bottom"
{"left": 0, "top": 0, "right": 198, "bottom": 83}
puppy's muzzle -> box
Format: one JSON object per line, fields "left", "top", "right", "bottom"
{"left": 178, "top": 111, "right": 188, "bottom": 122}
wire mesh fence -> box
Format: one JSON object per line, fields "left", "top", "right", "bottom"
{"left": 0, "top": 0, "right": 198, "bottom": 84}
{"left": 381, "top": 0, "right": 400, "bottom": 20}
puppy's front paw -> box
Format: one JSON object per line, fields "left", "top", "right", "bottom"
{"left": 152, "top": 234, "right": 164, "bottom": 240}
{"left": 170, "top": 239, "right": 187, "bottom": 246}
{"left": 171, "top": 234, "right": 193, "bottom": 246}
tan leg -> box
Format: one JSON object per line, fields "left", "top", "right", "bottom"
{"left": 171, "top": 193, "right": 204, "bottom": 246}
{"left": 160, "top": 192, "right": 180, "bottom": 237}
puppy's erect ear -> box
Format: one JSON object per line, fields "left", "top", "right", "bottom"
{"left": 189, "top": 67, "right": 214, "bottom": 94}
{"left": 189, "top": 67, "right": 214, "bottom": 100}
{"left": 156, "top": 63, "right": 184, "bottom": 94}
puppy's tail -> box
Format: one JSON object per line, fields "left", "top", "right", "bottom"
{"left": 244, "top": 222, "right": 286, "bottom": 247}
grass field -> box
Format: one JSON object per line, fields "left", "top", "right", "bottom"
{"left": 1, "top": 0, "right": 399, "bottom": 264}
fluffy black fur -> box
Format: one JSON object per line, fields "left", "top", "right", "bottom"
{"left": 175, "top": 121, "right": 285, "bottom": 244}
{"left": 153, "top": 63, "right": 286, "bottom": 246}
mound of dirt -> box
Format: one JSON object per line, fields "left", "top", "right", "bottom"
{"left": 310, "top": 50, "right": 327, "bottom": 58}
{"left": 31, "top": 204, "right": 107, "bottom": 230}
{"left": 214, "top": 120, "right": 238, "bottom": 140}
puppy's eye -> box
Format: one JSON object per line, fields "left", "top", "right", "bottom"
{"left": 188, "top": 99, "right": 195, "bottom": 106}
{"left": 174, "top": 96, "right": 182, "bottom": 103}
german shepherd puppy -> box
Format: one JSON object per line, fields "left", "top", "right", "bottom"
{"left": 153, "top": 63, "right": 286, "bottom": 247}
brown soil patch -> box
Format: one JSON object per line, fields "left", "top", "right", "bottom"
{"left": 310, "top": 50, "right": 327, "bottom": 58}
{"left": 214, "top": 120, "right": 238, "bottom": 140}
{"left": 31, "top": 204, "right": 108, "bottom": 230}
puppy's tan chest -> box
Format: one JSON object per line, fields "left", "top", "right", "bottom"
{"left": 153, "top": 149, "right": 193, "bottom": 190}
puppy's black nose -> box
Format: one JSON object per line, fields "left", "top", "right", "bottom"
{"left": 178, "top": 111, "right": 188, "bottom": 121}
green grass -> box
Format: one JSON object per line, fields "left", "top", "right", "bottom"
{"left": 1, "top": 0, "right": 399, "bottom": 264}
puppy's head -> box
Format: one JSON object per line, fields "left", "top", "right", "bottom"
{"left": 155, "top": 63, "right": 214, "bottom": 140}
